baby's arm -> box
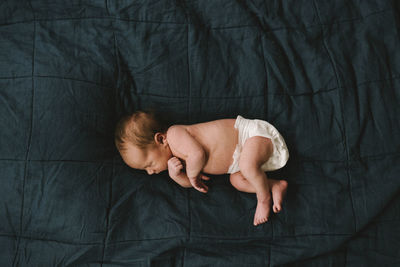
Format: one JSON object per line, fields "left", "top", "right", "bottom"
{"left": 167, "top": 157, "right": 191, "bottom": 187}
{"left": 167, "top": 126, "right": 209, "bottom": 193}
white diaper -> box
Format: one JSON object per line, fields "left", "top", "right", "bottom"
{"left": 227, "top": 115, "right": 289, "bottom": 174}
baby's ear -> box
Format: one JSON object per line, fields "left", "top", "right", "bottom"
{"left": 154, "top": 132, "right": 165, "bottom": 144}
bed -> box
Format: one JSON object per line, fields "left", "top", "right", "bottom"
{"left": 1, "top": 0, "right": 399, "bottom": 266}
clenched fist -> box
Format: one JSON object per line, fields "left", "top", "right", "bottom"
{"left": 168, "top": 157, "right": 183, "bottom": 178}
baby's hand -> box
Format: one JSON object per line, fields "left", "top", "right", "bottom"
{"left": 168, "top": 157, "right": 183, "bottom": 178}
{"left": 188, "top": 174, "right": 210, "bottom": 193}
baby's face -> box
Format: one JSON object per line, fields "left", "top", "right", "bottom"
{"left": 121, "top": 142, "right": 172, "bottom": 175}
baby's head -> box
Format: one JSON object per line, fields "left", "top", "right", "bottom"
{"left": 115, "top": 110, "right": 172, "bottom": 175}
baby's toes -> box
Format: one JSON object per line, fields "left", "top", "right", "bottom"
{"left": 273, "top": 204, "right": 281, "bottom": 213}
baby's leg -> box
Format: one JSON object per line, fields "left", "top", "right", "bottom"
{"left": 230, "top": 172, "right": 288, "bottom": 213}
{"left": 239, "top": 136, "right": 274, "bottom": 226}
{"left": 229, "top": 172, "right": 256, "bottom": 193}
{"left": 270, "top": 179, "right": 288, "bottom": 213}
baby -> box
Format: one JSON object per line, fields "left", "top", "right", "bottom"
{"left": 115, "top": 110, "right": 289, "bottom": 226}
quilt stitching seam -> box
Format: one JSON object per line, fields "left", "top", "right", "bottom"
{"left": 100, "top": 160, "right": 113, "bottom": 266}
{"left": 12, "top": 1, "right": 36, "bottom": 266}
{"left": 0, "top": 8, "right": 391, "bottom": 30}
{"left": 259, "top": 31, "right": 269, "bottom": 120}
{"left": 312, "top": 0, "right": 357, "bottom": 232}
{"left": 100, "top": 5, "right": 117, "bottom": 264}
{"left": 1, "top": 75, "right": 399, "bottom": 98}
{"left": 1, "top": 232, "right": 360, "bottom": 245}
{"left": 0, "top": 232, "right": 189, "bottom": 246}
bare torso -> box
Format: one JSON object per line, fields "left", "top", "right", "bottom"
{"left": 170, "top": 119, "right": 238, "bottom": 175}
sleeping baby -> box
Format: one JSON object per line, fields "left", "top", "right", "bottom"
{"left": 115, "top": 110, "right": 289, "bottom": 226}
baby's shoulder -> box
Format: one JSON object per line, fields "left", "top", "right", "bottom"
{"left": 166, "top": 124, "right": 190, "bottom": 143}
{"left": 166, "top": 124, "right": 187, "bottom": 134}
{"left": 166, "top": 124, "right": 201, "bottom": 158}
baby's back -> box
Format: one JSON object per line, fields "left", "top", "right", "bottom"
{"left": 185, "top": 118, "right": 238, "bottom": 174}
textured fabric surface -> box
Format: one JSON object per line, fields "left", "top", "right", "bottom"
{"left": 1, "top": 1, "right": 399, "bottom": 266}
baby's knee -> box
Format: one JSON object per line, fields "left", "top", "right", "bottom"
{"left": 239, "top": 160, "right": 261, "bottom": 178}
{"left": 229, "top": 172, "right": 239, "bottom": 186}
{"left": 229, "top": 172, "right": 243, "bottom": 188}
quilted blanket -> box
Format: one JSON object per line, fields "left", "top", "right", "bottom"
{"left": 1, "top": 0, "right": 399, "bottom": 266}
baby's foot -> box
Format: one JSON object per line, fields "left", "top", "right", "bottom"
{"left": 270, "top": 180, "right": 288, "bottom": 213}
{"left": 253, "top": 197, "right": 272, "bottom": 226}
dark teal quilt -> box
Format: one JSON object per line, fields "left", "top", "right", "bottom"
{"left": 1, "top": 0, "right": 399, "bottom": 266}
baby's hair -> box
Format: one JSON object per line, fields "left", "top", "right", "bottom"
{"left": 115, "top": 109, "right": 171, "bottom": 152}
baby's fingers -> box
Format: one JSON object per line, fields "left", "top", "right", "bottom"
{"left": 194, "top": 180, "right": 208, "bottom": 193}
{"left": 195, "top": 184, "right": 208, "bottom": 193}
{"left": 169, "top": 157, "right": 180, "bottom": 164}
{"left": 174, "top": 161, "right": 183, "bottom": 168}
{"left": 200, "top": 174, "right": 210, "bottom": 181}
{"left": 189, "top": 177, "right": 208, "bottom": 193}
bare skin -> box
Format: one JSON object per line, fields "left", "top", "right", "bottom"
{"left": 120, "top": 118, "right": 288, "bottom": 226}
{"left": 230, "top": 171, "right": 288, "bottom": 214}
